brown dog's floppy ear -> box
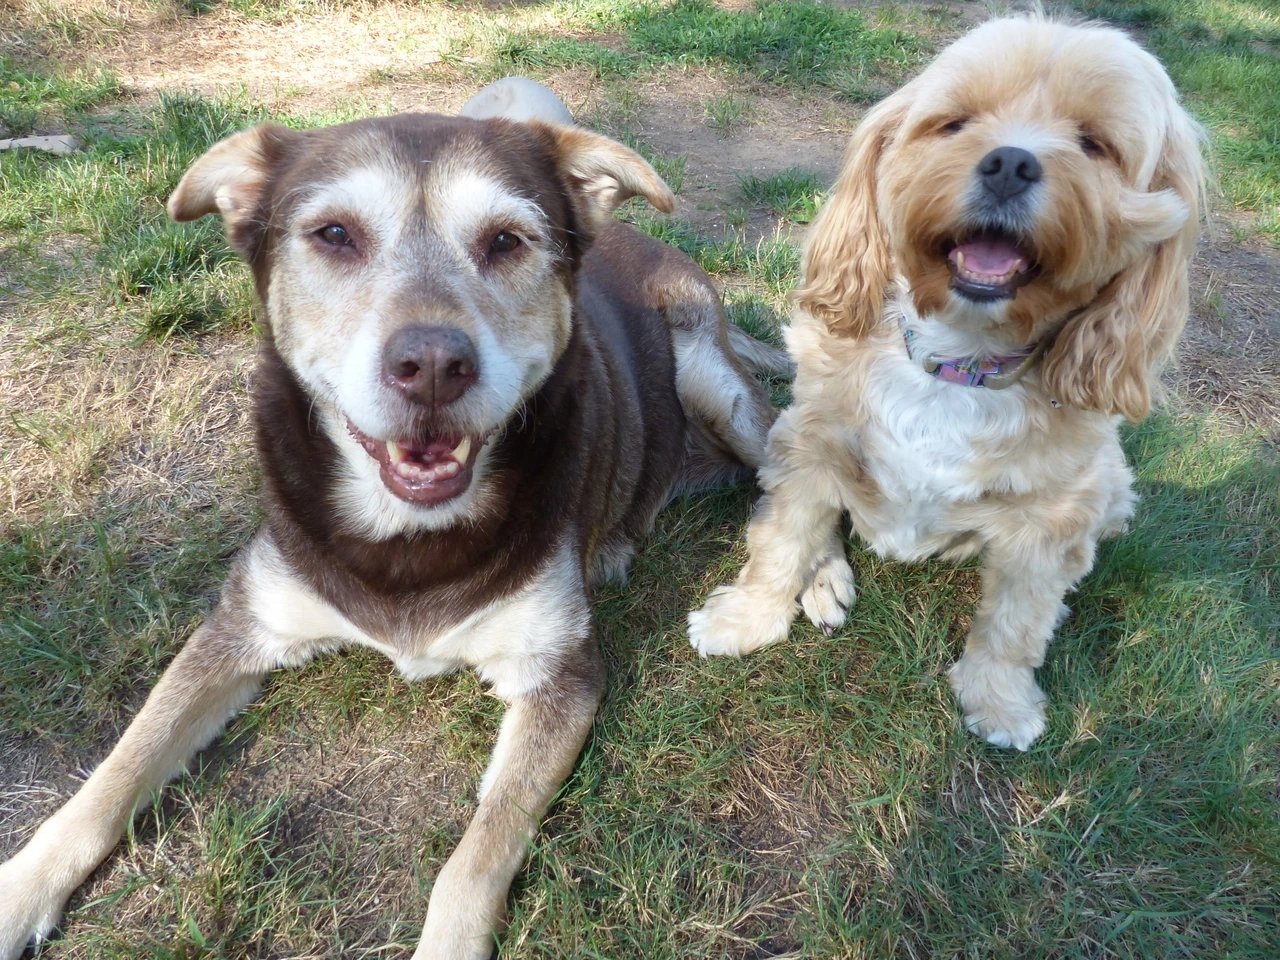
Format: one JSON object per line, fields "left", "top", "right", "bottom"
{"left": 549, "top": 125, "right": 676, "bottom": 230}
{"left": 1041, "top": 110, "right": 1206, "bottom": 422}
{"left": 795, "top": 94, "right": 905, "bottom": 339}
{"left": 168, "top": 123, "right": 296, "bottom": 254}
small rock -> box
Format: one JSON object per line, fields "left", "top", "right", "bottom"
{"left": 0, "top": 134, "right": 81, "bottom": 156}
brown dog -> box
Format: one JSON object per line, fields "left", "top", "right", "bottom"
{"left": 0, "top": 82, "right": 781, "bottom": 959}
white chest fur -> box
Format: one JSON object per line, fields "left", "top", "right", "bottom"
{"left": 786, "top": 315, "right": 1113, "bottom": 564}
{"left": 241, "top": 535, "right": 589, "bottom": 700}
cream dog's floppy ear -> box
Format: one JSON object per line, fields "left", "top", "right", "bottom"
{"left": 168, "top": 123, "right": 298, "bottom": 255}
{"left": 549, "top": 125, "right": 675, "bottom": 230}
{"left": 795, "top": 94, "right": 906, "bottom": 339}
{"left": 1041, "top": 109, "right": 1206, "bottom": 422}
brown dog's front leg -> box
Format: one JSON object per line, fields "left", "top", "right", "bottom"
{"left": 414, "top": 646, "right": 604, "bottom": 960}
{"left": 0, "top": 610, "right": 273, "bottom": 959}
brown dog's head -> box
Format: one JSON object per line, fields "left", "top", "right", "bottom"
{"left": 797, "top": 16, "right": 1205, "bottom": 421}
{"left": 169, "top": 113, "right": 672, "bottom": 528}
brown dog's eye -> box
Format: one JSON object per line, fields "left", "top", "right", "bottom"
{"left": 941, "top": 118, "right": 968, "bottom": 135}
{"left": 317, "top": 224, "right": 354, "bottom": 247}
{"left": 1079, "top": 133, "right": 1106, "bottom": 158}
{"left": 489, "top": 231, "right": 522, "bottom": 256}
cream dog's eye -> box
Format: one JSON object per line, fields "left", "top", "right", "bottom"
{"left": 941, "top": 118, "right": 969, "bottom": 134}
{"left": 1078, "top": 133, "right": 1107, "bottom": 158}
{"left": 317, "top": 224, "right": 354, "bottom": 247}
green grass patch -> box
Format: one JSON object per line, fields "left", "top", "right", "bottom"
{"left": 1069, "top": 0, "right": 1280, "bottom": 243}
{"left": 456, "top": 0, "right": 928, "bottom": 102}
{"left": 703, "top": 92, "right": 750, "bottom": 135}
{"left": 491, "top": 33, "right": 635, "bottom": 79}
{"left": 0, "top": 88, "right": 268, "bottom": 340}
{"left": 739, "top": 166, "right": 827, "bottom": 223}
{"left": 0, "top": 56, "right": 120, "bottom": 136}
{"left": 624, "top": 0, "right": 925, "bottom": 99}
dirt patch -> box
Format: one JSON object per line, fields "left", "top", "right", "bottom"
{"left": 1179, "top": 226, "right": 1280, "bottom": 436}
{"left": 625, "top": 72, "right": 851, "bottom": 239}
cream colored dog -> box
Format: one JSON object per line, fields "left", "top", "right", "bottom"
{"left": 688, "top": 17, "right": 1205, "bottom": 750}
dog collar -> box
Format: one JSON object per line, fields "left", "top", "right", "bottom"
{"left": 902, "top": 324, "right": 1044, "bottom": 391}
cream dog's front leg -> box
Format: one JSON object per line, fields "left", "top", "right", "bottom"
{"left": 688, "top": 408, "right": 853, "bottom": 656}
{"left": 948, "top": 528, "right": 1100, "bottom": 751}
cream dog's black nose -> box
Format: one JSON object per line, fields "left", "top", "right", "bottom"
{"left": 978, "top": 146, "right": 1042, "bottom": 201}
{"left": 383, "top": 326, "right": 478, "bottom": 406}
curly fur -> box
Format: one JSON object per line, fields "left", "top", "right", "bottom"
{"left": 689, "top": 16, "right": 1206, "bottom": 750}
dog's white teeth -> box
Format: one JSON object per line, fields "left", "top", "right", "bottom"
{"left": 391, "top": 458, "right": 461, "bottom": 482}
{"left": 958, "top": 265, "right": 1016, "bottom": 285}
{"left": 451, "top": 436, "right": 472, "bottom": 463}
{"left": 386, "top": 439, "right": 406, "bottom": 464}
{"left": 954, "top": 249, "right": 966, "bottom": 271}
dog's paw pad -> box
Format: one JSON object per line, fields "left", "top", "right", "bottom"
{"left": 800, "top": 555, "right": 856, "bottom": 636}
{"left": 687, "top": 585, "right": 793, "bottom": 657}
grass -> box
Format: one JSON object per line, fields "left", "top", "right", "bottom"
{"left": 1068, "top": 0, "right": 1280, "bottom": 243}
{"left": 0, "top": 91, "right": 266, "bottom": 340}
{"left": 623, "top": 0, "right": 925, "bottom": 99}
{"left": 739, "top": 167, "right": 827, "bottom": 223}
{"left": 704, "top": 92, "right": 750, "bottom": 135}
{"left": 1, "top": 1, "right": 1278, "bottom": 958}
{"left": 456, "top": 0, "right": 928, "bottom": 102}
{"left": 0, "top": 56, "right": 120, "bottom": 136}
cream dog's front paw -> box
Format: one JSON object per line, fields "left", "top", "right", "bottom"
{"left": 948, "top": 654, "right": 1048, "bottom": 751}
{"left": 687, "top": 583, "right": 795, "bottom": 657}
{"left": 800, "top": 553, "right": 856, "bottom": 636}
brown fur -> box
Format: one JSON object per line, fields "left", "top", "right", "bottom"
{"left": 0, "top": 108, "right": 781, "bottom": 960}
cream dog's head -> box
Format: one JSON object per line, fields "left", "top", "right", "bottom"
{"left": 798, "top": 16, "right": 1205, "bottom": 420}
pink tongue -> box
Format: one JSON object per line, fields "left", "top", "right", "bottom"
{"left": 397, "top": 439, "right": 457, "bottom": 463}
{"left": 951, "top": 238, "right": 1026, "bottom": 277}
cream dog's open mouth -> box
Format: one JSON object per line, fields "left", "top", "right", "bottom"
{"left": 945, "top": 231, "right": 1039, "bottom": 301}
{"left": 347, "top": 419, "right": 488, "bottom": 506}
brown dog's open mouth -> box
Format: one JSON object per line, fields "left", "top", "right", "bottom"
{"left": 347, "top": 420, "right": 487, "bottom": 506}
{"left": 945, "top": 232, "right": 1039, "bottom": 302}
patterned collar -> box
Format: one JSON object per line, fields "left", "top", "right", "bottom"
{"left": 901, "top": 323, "right": 1046, "bottom": 391}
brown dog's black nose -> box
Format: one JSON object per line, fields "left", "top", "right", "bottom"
{"left": 382, "top": 326, "right": 478, "bottom": 407}
{"left": 978, "top": 146, "right": 1042, "bottom": 202}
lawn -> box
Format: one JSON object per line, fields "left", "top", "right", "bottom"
{"left": 0, "top": 1, "right": 1276, "bottom": 958}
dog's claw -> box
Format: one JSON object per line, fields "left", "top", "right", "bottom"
{"left": 800, "top": 556, "right": 856, "bottom": 636}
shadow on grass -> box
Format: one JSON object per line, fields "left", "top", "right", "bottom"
{"left": 516, "top": 413, "right": 1279, "bottom": 957}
